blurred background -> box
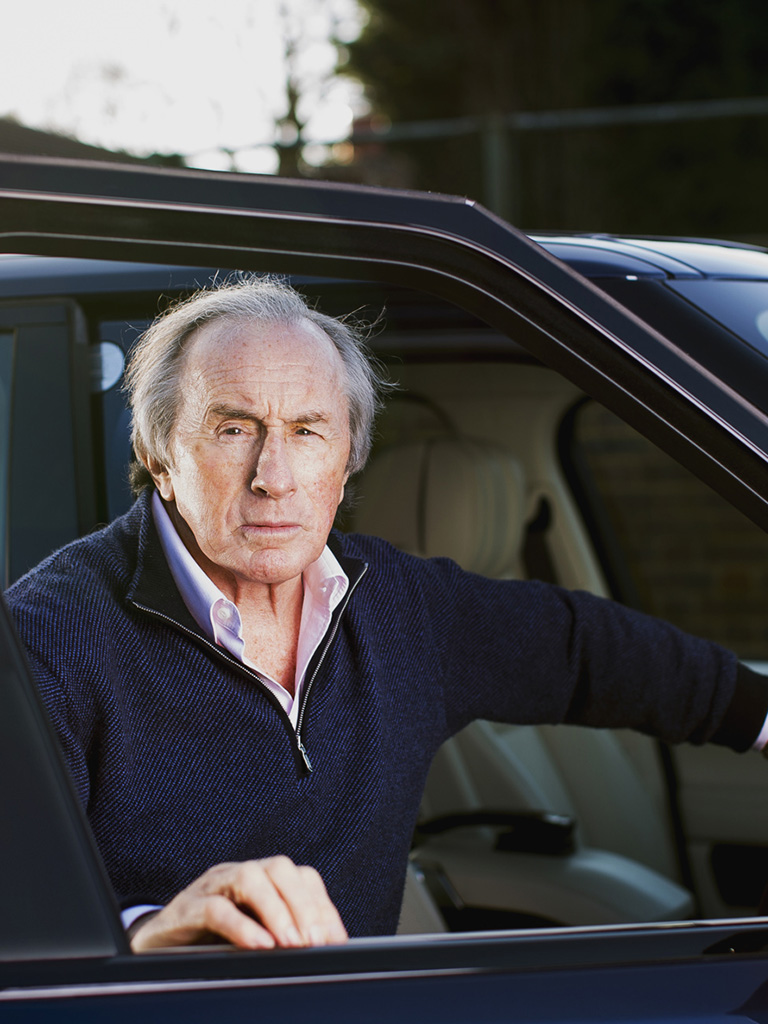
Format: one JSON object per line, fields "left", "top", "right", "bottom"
{"left": 3, "top": 0, "right": 768, "bottom": 239}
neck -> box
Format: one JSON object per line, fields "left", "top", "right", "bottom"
{"left": 235, "top": 578, "right": 304, "bottom": 695}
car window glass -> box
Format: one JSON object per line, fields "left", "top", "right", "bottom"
{"left": 669, "top": 280, "right": 768, "bottom": 360}
{"left": 0, "top": 330, "right": 13, "bottom": 585}
{"left": 96, "top": 319, "right": 149, "bottom": 521}
{"left": 4, "top": 306, "right": 83, "bottom": 583}
{"left": 569, "top": 398, "right": 768, "bottom": 663}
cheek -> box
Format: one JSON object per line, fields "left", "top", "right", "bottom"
{"left": 169, "top": 452, "right": 227, "bottom": 513}
{"left": 313, "top": 472, "right": 348, "bottom": 521}
{"left": 177, "top": 443, "right": 241, "bottom": 485}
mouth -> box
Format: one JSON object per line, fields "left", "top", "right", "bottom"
{"left": 241, "top": 522, "right": 301, "bottom": 535}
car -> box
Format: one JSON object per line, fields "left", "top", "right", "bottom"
{"left": 3, "top": 155, "right": 768, "bottom": 1020}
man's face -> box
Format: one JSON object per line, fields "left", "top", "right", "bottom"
{"left": 149, "top": 317, "right": 351, "bottom": 595}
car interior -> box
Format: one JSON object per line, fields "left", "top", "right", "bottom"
{"left": 4, "top": 258, "right": 768, "bottom": 947}
{"left": 338, "top": 290, "right": 768, "bottom": 934}
{"left": 348, "top": 350, "right": 697, "bottom": 932}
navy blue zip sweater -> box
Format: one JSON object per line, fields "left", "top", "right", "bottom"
{"left": 6, "top": 491, "right": 768, "bottom": 936}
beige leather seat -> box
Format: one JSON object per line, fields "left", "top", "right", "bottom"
{"left": 355, "top": 434, "right": 528, "bottom": 579}
{"left": 352, "top": 431, "right": 695, "bottom": 930}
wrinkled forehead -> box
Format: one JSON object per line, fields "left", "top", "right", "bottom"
{"left": 174, "top": 315, "right": 351, "bottom": 427}
{"left": 183, "top": 315, "right": 346, "bottom": 383}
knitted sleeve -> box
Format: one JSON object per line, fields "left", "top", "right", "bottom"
{"left": 347, "top": 535, "right": 768, "bottom": 752}
{"left": 18, "top": 641, "right": 93, "bottom": 807}
{"left": 430, "top": 565, "right": 765, "bottom": 750}
{"left": 5, "top": 534, "right": 131, "bottom": 810}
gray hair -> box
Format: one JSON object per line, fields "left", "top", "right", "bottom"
{"left": 124, "top": 275, "right": 388, "bottom": 493}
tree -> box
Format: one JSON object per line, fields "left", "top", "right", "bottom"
{"left": 340, "top": 0, "right": 768, "bottom": 237}
{"left": 274, "top": 0, "right": 364, "bottom": 177}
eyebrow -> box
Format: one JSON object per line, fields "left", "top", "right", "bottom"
{"left": 208, "top": 405, "right": 330, "bottom": 426}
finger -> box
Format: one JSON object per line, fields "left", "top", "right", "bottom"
{"left": 263, "top": 858, "right": 348, "bottom": 946}
{"left": 201, "top": 893, "right": 280, "bottom": 950}
{"left": 228, "top": 859, "right": 312, "bottom": 948}
{"left": 133, "top": 858, "right": 348, "bottom": 952}
{"left": 131, "top": 892, "right": 277, "bottom": 952}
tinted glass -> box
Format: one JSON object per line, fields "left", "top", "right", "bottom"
{"left": 572, "top": 399, "right": 768, "bottom": 662}
{"left": 7, "top": 310, "right": 81, "bottom": 582}
{"left": 669, "top": 280, "right": 768, "bottom": 359}
{"left": 96, "top": 319, "right": 149, "bottom": 521}
{"left": 0, "top": 331, "right": 13, "bottom": 586}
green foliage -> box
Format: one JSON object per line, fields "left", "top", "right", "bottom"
{"left": 341, "top": 0, "right": 768, "bottom": 236}
{"left": 594, "top": 0, "right": 768, "bottom": 104}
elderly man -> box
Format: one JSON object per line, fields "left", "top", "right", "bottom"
{"left": 7, "top": 277, "right": 768, "bottom": 953}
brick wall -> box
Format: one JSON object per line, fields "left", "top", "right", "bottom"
{"left": 575, "top": 402, "right": 768, "bottom": 659}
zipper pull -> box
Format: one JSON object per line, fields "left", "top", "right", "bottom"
{"left": 297, "top": 735, "right": 313, "bottom": 773}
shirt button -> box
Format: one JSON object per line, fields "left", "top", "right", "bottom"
{"left": 216, "top": 604, "right": 234, "bottom": 624}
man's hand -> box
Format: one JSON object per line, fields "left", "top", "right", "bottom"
{"left": 130, "top": 856, "right": 348, "bottom": 952}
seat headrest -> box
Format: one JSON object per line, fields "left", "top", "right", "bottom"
{"left": 354, "top": 436, "right": 527, "bottom": 577}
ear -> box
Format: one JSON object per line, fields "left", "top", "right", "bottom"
{"left": 144, "top": 454, "right": 175, "bottom": 502}
{"left": 339, "top": 471, "right": 349, "bottom": 506}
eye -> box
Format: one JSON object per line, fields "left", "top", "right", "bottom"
{"left": 219, "top": 425, "right": 246, "bottom": 437}
{"left": 295, "top": 427, "right": 317, "bottom": 437}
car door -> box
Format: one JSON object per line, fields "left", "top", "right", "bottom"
{"left": 4, "top": 154, "right": 768, "bottom": 1020}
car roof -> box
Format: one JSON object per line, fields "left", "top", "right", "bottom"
{"left": 533, "top": 234, "right": 768, "bottom": 281}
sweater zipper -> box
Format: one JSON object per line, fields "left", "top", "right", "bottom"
{"left": 294, "top": 562, "right": 368, "bottom": 772}
{"left": 128, "top": 601, "right": 299, "bottom": 758}
{"left": 129, "top": 560, "right": 368, "bottom": 778}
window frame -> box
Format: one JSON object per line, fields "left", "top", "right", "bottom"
{"left": 4, "top": 157, "right": 768, "bottom": 1011}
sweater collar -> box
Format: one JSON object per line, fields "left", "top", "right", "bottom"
{"left": 125, "top": 489, "right": 200, "bottom": 632}
{"left": 125, "top": 489, "right": 368, "bottom": 628}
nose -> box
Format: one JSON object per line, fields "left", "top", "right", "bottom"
{"left": 250, "top": 431, "right": 297, "bottom": 499}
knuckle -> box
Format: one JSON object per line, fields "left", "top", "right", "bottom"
{"left": 196, "top": 861, "right": 236, "bottom": 891}
{"left": 234, "top": 860, "right": 267, "bottom": 886}
{"left": 297, "top": 864, "right": 323, "bottom": 887}
{"left": 262, "top": 855, "right": 297, "bottom": 881}
{"left": 265, "top": 854, "right": 295, "bottom": 872}
{"left": 202, "top": 894, "right": 231, "bottom": 930}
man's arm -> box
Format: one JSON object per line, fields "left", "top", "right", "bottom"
{"left": 129, "top": 856, "right": 348, "bottom": 952}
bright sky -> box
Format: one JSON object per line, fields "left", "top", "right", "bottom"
{"left": 1, "top": 0, "right": 366, "bottom": 173}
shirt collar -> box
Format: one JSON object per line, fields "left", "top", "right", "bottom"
{"left": 302, "top": 543, "right": 349, "bottom": 608}
{"left": 152, "top": 491, "right": 226, "bottom": 637}
{"left": 151, "top": 490, "right": 348, "bottom": 641}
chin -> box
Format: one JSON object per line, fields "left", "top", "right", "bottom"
{"left": 242, "top": 556, "right": 304, "bottom": 587}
